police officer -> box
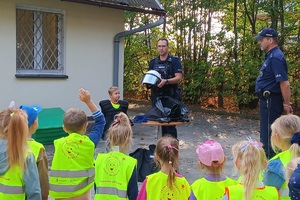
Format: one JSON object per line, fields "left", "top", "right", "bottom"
{"left": 255, "top": 28, "right": 293, "bottom": 159}
{"left": 149, "top": 38, "right": 183, "bottom": 139}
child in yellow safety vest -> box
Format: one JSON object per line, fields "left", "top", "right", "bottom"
{"left": 0, "top": 107, "right": 41, "bottom": 200}
{"left": 190, "top": 140, "right": 237, "bottom": 199}
{"left": 94, "top": 112, "right": 138, "bottom": 200}
{"left": 49, "top": 88, "right": 105, "bottom": 200}
{"left": 263, "top": 114, "right": 300, "bottom": 200}
{"left": 137, "top": 136, "right": 190, "bottom": 200}
{"left": 223, "top": 138, "right": 279, "bottom": 200}
{"left": 20, "top": 105, "right": 49, "bottom": 200}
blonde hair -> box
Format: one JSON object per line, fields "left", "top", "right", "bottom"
{"left": 63, "top": 108, "right": 87, "bottom": 133}
{"left": 232, "top": 140, "right": 266, "bottom": 200}
{"left": 271, "top": 114, "right": 300, "bottom": 158}
{"left": 108, "top": 86, "right": 119, "bottom": 95}
{"left": 108, "top": 112, "right": 132, "bottom": 152}
{"left": 0, "top": 107, "right": 28, "bottom": 172}
{"left": 286, "top": 157, "right": 300, "bottom": 181}
{"left": 155, "top": 136, "right": 179, "bottom": 189}
{"left": 201, "top": 160, "right": 225, "bottom": 175}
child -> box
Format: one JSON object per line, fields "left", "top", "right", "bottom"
{"left": 0, "top": 107, "right": 41, "bottom": 199}
{"left": 94, "top": 112, "right": 138, "bottom": 200}
{"left": 190, "top": 140, "right": 237, "bottom": 199}
{"left": 223, "top": 139, "right": 279, "bottom": 200}
{"left": 263, "top": 114, "right": 300, "bottom": 199}
{"left": 49, "top": 88, "right": 105, "bottom": 200}
{"left": 20, "top": 105, "right": 49, "bottom": 200}
{"left": 99, "top": 86, "right": 131, "bottom": 139}
{"left": 137, "top": 136, "right": 190, "bottom": 200}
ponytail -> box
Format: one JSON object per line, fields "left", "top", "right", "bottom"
{"left": 0, "top": 108, "right": 28, "bottom": 172}
{"left": 155, "top": 137, "right": 179, "bottom": 189}
{"left": 108, "top": 112, "right": 132, "bottom": 152}
{"left": 232, "top": 140, "right": 266, "bottom": 200}
{"left": 290, "top": 132, "right": 300, "bottom": 159}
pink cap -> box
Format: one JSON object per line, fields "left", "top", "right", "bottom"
{"left": 196, "top": 140, "right": 225, "bottom": 166}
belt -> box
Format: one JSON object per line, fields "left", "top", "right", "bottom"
{"left": 257, "top": 90, "right": 282, "bottom": 99}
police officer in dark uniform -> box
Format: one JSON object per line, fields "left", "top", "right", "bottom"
{"left": 149, "top": 38, "right": 183, "bottom": 139}
{"left": 255, "top": 28, "right": 293, "bottom": 159}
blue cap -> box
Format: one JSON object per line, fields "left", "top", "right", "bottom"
{"left": 20, "top": 105, "right": 42, "bottom": 127}
{"left": 254, "top": 28, "right": 278, "bottom": 40}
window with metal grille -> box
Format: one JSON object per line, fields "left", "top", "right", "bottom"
{"left": 16, "top": 6, "right": 65, "bottom": 77}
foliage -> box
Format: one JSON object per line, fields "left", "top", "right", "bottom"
{"left": 123, "top": 0, "right": 300, "bottom": 111}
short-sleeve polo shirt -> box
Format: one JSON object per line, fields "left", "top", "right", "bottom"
{"left": 255, "top": 46, "right": 288, "bottom": 93}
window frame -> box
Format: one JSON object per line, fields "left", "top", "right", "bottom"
{"left": 16, "top": 5, "right": 67, "bottom": 79}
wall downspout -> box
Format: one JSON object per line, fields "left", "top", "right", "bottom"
{"left": 113, "top": 16, "right": 165, "bottom": 86}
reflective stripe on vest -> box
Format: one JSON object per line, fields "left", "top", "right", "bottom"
{"left": 96, "top": 187, "right": 127, "bottom": 198}
{"left": 50, "top": 168, "right": 95, "bottom": 178}
{"left": 49, "top": 133, "right": 95, "bottom": 198}
{"left": 94, "top": 152, "right": 136, "bottom": 200}
{"left": 0, "top": 183, "right": 24, "bottom": 194}
{"left": 50, "top": 176, "right": 94, "bottom": 192}
{"left": 269, "top": 150, "right": 291, "bottom": 200}
{"left": 280, "top": 188, "right": 289, "bottom": 197}
{"left": 0, "top": 153, "right": 29, "bottom": 200}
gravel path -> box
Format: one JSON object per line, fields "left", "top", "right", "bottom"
{"left": 45, "top": 102, "right": 260, "bottom": 199}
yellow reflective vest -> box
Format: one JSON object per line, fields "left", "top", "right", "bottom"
{"left": 191, "top": 177, "right": 238, "bottom": 199}
{"left": 225, "top": 184, "right": 279, "bottom": 200}
{"left": 94, "top": 151, "right": 137, "bottom": 200}
{"left": 0, "top": 165, "right": 25, "bottom": 200}
{"left": 49, "top": 133, "right": 95, "bottom": 199}
{"left": 269, "top": 150, "right": 292, "bottom": 200}
{"left": 145, "top": 171, "right": 190, "bottom": 199}
{"left": 27, "top": 139, "right": 45, "bottom": 161}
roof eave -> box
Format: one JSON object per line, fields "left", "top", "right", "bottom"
{"left": 61, "top": 0, "right": 166, "bottom": 16}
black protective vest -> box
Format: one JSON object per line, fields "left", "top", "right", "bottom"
{"left": 150, "top": 56, "right": 179, "bottom": 99}
{"left": 153, "top": 56, "right": 174, "bottom": 79}
{"left": 99, "top": 100, "right": 128, "bottom": 133}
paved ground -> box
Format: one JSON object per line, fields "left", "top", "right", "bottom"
{"left": 45, "top": 101, "right": 260, "bottom": 199}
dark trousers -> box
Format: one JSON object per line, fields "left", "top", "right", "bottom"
{"left": 162, "top": 126, "right": 177, "bottom": 139}
{"left": 259, "top": 94, "right": 283, "bottom": 159}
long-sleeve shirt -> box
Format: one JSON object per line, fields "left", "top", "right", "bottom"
{"left": 36, "top": 148, "right": 49, "bottom": 200}
{"left": 128, "top": 167, "right": 138, "bottom": 199}
{"left": 24, "top": 153, "right": 42, "bottom": 200}
{"left": 88, "top": 109, "right": 105, "bottom": 147}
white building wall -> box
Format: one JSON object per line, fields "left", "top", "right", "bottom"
{"left": 0, "top": 0, "right": 125, "bottom": 113}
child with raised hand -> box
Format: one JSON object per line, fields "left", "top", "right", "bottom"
{"left": 94, "top": 112, "right": 138, "bottom": 200}
{"left": 190, "top": 140, "right": 237, "bottom": 199}
{"left": 137, "top": 136, "right": 190, "bottom": 200}
{"left": 223, "top": 139, "right": 279, "bottom": 200}
{"left": 49, "top": 88, "right": 105, "bottom": 200}
{"left": 0, "top": 107, "right": 41, "bottom": 200}
{"left": 263, "top": 114, "right": 300, "bottom": 199}
{"left": 20, "top": 105, "right": 49, "bottom": 200}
